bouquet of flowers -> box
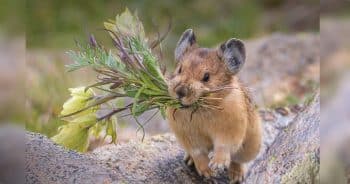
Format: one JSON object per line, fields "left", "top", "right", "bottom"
{"left": 52, "top": 9, "right": 219, "bottom": 152}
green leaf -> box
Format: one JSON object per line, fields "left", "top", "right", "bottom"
{"left": 115, "top": 8, "right": 146, "bottom": 41}
{"left": 160, "top": 106, "right": 167, "bottom": 119}
{"left": 124, "top": 84, "right": 139, "bottom": 97}
{"left": 132, "top": 101, "right": 150, "bottom": 117}
{"left": 143, "top": 53, "right": 164, "bottom": 81}
{"left": 106, "top": 118, "right": 117, "bottom": 143}
{"left": 139, "top": 72, "right": 161, "bottom": 91}
{"left": 132, "top": 87, "right": 145, "bottom": 117}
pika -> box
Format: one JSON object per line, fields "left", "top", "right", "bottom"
{"left": 166, "top": 29, "right": 262, "bottom": 183}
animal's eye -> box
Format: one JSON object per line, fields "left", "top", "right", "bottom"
{"left": 178, "top": 66, "right": 182, "bottom": 74}
{"left": 202, "top": 72, "right": 210, "bottom": 82}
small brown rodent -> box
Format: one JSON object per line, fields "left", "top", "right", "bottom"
{"left": 166, "top": 29, "right": 262, "bottom": 183}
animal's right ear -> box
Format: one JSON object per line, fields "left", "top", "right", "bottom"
{"left": 217, "top": 38, "right": 246, "bottom": 75}
{"left": 175, "top": 29, "right": 197, "bottom": 61}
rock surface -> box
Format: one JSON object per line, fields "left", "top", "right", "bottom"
{"left": 245, "top": 92, "right": 320, "bottom": 184}
{"left": 26, "top": 132, "right": 119, "bottom": 184}
{"left": 240, "top": 33, "right": 319, "bottom": 107}
{"left": 25, "top": 92, "right": 319, "bottom": 184}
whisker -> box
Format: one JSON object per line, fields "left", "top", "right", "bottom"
{"left": 200, "top": 97, "right": 223, "bottom": 100}
{"left": 202, "top": 86, "right": 238, "bottom": 95}
{"left": 200, "top": 104, "right": 223, "bottom": 110}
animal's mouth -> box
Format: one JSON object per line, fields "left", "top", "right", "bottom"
{"left": 178, "top": 97, "right": 199, "bottom": 108}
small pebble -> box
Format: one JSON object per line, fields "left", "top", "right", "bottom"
{"left": 275, "top": 107, "right": 289, "bottom": 116}
{"left": 260, "top": 111, "right": 276, "bottom": 121}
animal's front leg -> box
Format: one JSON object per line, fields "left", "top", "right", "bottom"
{"left": 183, "top": 152, "right": 194, "bottom": 166}
{"left": 208, "top": 144, "right": 231, "bottom": 172}
{"left": 209, "top": 121, "right": 246, "bottom": 173}
{"left": 189, "top": 149, "right": 213, "bottom": 178}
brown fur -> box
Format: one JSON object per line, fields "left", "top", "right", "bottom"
{"left": 166, "top": 46, "right": 262, "bottom": 182}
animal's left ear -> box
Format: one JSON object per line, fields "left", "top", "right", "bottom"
{"left": 217, "top": 38, "right": 246, "bottom": 75}
{"left": 175, "top": 29, "right": 197, "bottom": 62}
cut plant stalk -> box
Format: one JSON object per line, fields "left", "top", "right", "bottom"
{"left": 53, "top": 9, "right": 228, "bottom": 152}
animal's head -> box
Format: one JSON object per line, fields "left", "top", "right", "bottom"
{"left": 168, "top": 29, "right": 246, "bottom": 107}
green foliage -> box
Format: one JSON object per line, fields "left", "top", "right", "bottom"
{"left": 51, "top": 9, "right": 173, "bottom": 151}
{"left": 0, "top": 0, "right": 25, "bottom": 34}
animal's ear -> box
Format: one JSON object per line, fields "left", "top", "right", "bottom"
{"left": 218, "top": 38, "right": 246, "bottom": 75}
{"left": 175, "top": 29, "right": 197, "bottom": 61}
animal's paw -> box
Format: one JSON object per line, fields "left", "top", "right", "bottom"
{"left": 195, "top": 162, "right": 213, "bottom": 178}
{"left": 183, "top": 153, "right": 194, "bottom": 166}
{"left": 208, "top": 151, "right": 231, "bottom": 173}
{"left": 229, "top": 163, "right": 244, "bottom": 184}
{"left": 229, "top": 170, "right": 244, "bottom": 184}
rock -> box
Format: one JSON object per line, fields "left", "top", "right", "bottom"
{"left": 275, "top": 107, "right": 289, "bottom": 116}
{"left": 0, "top": 125, "right": 25, "bottom": 184}
{"left": 240, "top": 33, "right": 319, "bottom": 107}
{"left": 25, "top": 132, "right": 119, "bottom": 184}
{"left": 245, "top": 92, "right": 319, "bottom": 183}
{"left": 25, "top": 91, "right": 319, "bottom": 184}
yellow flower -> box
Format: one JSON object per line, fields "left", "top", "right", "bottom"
{"left": 61, "top": 87, "right": 95, "bottom": 116}
{"left": 52, "top": 114, "right": 97, "bottom": 152}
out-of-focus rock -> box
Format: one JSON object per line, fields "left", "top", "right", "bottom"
{"left": 240, "top": 33, "right": 319, "bottom": 107}
{"left": 0, "top": 125, "right": 25, "bottom": 184}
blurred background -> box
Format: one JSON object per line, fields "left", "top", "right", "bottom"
{"left": 0, "top": 0, "right": 25, "bottom": 183}
{"left": 320, "top": 0, "right": 350, "bottom": 183}
{"left": 0, "top": 0, "right": 25, "bottom": 124}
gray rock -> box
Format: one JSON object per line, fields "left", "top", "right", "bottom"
{"left": 0, "top": 125, "right": 25, "bottom": 184}
{"left": 245, "top": 92, "right": 320, "bottom": 184}
{"left": 26, "top": 132, "right": 119, "bottom": 184}
{"left": 240, "top": 33, "right": 319, "bottom": 106}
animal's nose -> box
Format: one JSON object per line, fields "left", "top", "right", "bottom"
{"left": 176, "top": 86, "right": 188, "bottom": 99}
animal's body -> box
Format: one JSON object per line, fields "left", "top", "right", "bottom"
{"left": 166, "top": 29, "right": 262, "bottom": 183}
